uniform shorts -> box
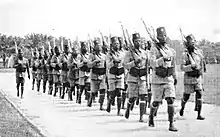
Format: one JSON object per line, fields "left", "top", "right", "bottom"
{"left": 61, "top": 74, "right": 68, "bottom": 83}
{"left": 108, "top": 79, "right": 124, "bottom": 91}
{"left": 68, "top": 78, "right": 79, "bottom": 87}
{"left": 32, "top": 72, "right": 37, "bottom": 79}
{"left": 151, "top": 82, "right": 175, "bottom": 102}
{"left": 79, "top": 76, "right": 90, "bottom": 86}
{"left": 91, "top": 79, "right": 106, "bottom": 93}
{"left": 184, "top": 83, "right": 203, "bottom": 94}
{"left": 48, "top": 74, "right": 53, "bottom": 82}
{"left": 127, "top": 81, "right": 147, "bottom": 98}
{"left": 53, "top": 74, "right": 61, "bottom": 84}
{"left": 16, "top": 77, "right": 25, "bottom": 84}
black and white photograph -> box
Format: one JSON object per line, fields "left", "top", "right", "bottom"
{"left": 0, "top": 0, "right": 220, "bottom": 136}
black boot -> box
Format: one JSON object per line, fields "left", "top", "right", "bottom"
{"left": 121, "top": 92, "right": 126, "bottom": 109}
{"left": 179, "top": 99, "right": 186, "bottom": 116}
{"left": 139, "top": 102, "right": 145, "bottom": 122}
{"left": 106, "top": 98, "right": 112, "bottom": 113}
{"left": 99, "top": 92, "right": 105, "bottom": 111}
{"left": 154, "top": 106, "right": 159, "bottom": 117}
{"left": 37, "top": 80, "right": 40, "bottom": 92}
{"left": 53, "top": 87, "right": 58, "bottom": 97}
{"left": 87, "top": 92, "right": 94, "bottom": 107}
{"left": 125, "top": 102, "right": 131, "bottom": 119}
{"left": 130, "top": 102, "right": 135, "bottom": 111}
{"left": 196, "top": 99, "right": 205, "bottom": 120}
{"left": 43, "top": 81, "right": 47, "bottom": 93}
{"left": 168, "top": 105, "right": 178, "bottom": 132}
{"left": 144, "top": 100, "right": 148, "bottom": 114}
{"left": 117, "top": 97, "right": 123, "bottom": 116}
{"left": 149, "top": 105, "right": 157, "bottom": 127}
{"left": 68, "top": 88, "right": 73, "bottom": 101}
{"left": 147, "top": 91, "right": 152, "bottom": 108}
{"left": 136, "top": 97, "right": 139, "bottom": 106}
{"left": 20, "top": 86, "right": 24, "bottom": 99}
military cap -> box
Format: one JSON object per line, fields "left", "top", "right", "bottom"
{"left": 80, "top": 41, "right": 87, "bottom": 47}
{"left": 110, "top": 36, "right": 119, "bottom": 44}
{"left": 18, "top": 48, "right": 23, "bottom": 54}
{"left": 156, "top": 27, "right": 167, "bottom": 36}
{"left": 93, "top": 39, "right": 101, "bottom": 46}
{"left": 132, "top": 33, "right": 141, "bottom": 40}
{"left": 186, "top": 34, "right": 196, "bottom": 42}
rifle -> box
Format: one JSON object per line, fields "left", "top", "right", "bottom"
{"left": 119, "top": 21, "right": 129, "bottom": 49}
{"left": 99, "top": 30, "right": 109, "bottom": 54}
{"left": 179, "top": 27, "right": 196, "bottom": 65}
{"left": 141, "top": 18, "right": 169, "bottom": 59}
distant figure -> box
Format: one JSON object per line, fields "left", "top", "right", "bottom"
{"left": 13, "top": 49, "right": 30, "bottom": 99}
{"left": 2, "top": 53, "right": 6, "bottom": 68}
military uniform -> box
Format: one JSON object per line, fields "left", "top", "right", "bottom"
{"left": 148, "top": 27, "right": 177, "bottom": 132}
{"left": 31, "top": 53, "right": 38, "bottom": 90}
{"left": 13, "top": 49, "right": 30, "bottom": 98}
{"left": 87, "top": 40, "right": 107, "bottom": 110}
{"left": 46, "top": 52, "right": 54, "bottom": 95}
{"left": 77, "top": 42, "right": 91, "bottom": 103}
{"left": 59, "top": 50, "right": 70, "bottom": 99}
{"left": 123, "top": 33, "right": 149, "bottom": 122}
{"left": 51, "top": 47, "right": 61, "bottom": 97}
{"left": 67, "top": 50, "right": 79, "bottom": 101}
{"left": 42, "top": 52, "right": 48, "bottom": 93}
{"left": 35, "top": 52, "right": 44, "bottom": 92}
{"left": 179, "top": 34, "right": 206, "bottom": 120}
{"left": 106, "top": 37, "right": 125, "bottom": 116}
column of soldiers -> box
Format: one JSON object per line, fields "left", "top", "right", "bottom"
{"left": 14, "top": 26, "right": 206, "bottom": 132}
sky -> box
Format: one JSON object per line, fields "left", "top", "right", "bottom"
{"left": 0, "top": 0, "right": 219, "bottom": 42}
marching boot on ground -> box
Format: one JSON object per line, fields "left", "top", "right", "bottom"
{"left": 179, "top": 34, "right": 206, "bottom": 120}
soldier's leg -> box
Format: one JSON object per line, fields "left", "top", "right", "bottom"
{"left": 32, "top": 73, "right": 35, "bottom": 90}
{"left": 147, "top": 88, "right": 152, "bottom": 108}
{"left": 166, "top": 97, "right": 178, "bottom": 132}
{"left": 78, "top": 85, "right": 84, "bottom": 103}
{"left": 87, "top": 80, "right": 98, "bottom": 107}
{"left": 16, "top": 79, "right": 20, "bottom": 97}
{"left": 179, "top": 93, "right": 190, "bottom": 116}
{"left": 20, "top": 82, "right": 24, "bottom": 99}
{"left": 99, "top": 89, "right": 106, "bottom": 111}
{"left": 68, "top": 81, "right": 74, "bottom": 101}
{"left": 116, "top": 89, "right": 123, "bottom": 116}
{"left": 179, "top": 84, "right": 192, "bottom": 116}
{"left": 54, "top": 83, "right": 58, "bottom": 97}
{"left": 37, "top": 79, "right": 41, "bottom": 92}
{"left": 125, "top": 97, "right": 136, "bottom": 119}
{"left": 121, "top": 83, "right": 128, "bottom": 109}
{"left": 149, "top": 84, "right": 163, "bottom": 127}
{"left": 106, "top": 90, "right": 116, "bottom": 113}
{"left": 43, "top": 77, "right": 47, "bottom": 93}
{"left": 85, "top": 82, "right": 91, "bottom": 101}
{"left": 195, "top": 89, "right": 205, "bottom": 120}
{"left": 48, "top": 80, "right": 53, "bottom": 95}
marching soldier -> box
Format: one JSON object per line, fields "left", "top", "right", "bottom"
{"left": 31, "top": 50, "right": 38, "bottom": 90}
{"left": 47, "top": 49, "right": 54, "bottom": 95}
{"left": 35, "top": 47, "right": 44, "bottom": 92}
{"left": 106, "top": 36, "right": 125, "bottom": 116}
{"left": 59, "top": 44, "right": 70, "bottom": 99}
{"left": 77, "top": 41, "right": 91, "bottom": 104}
{"left": 67, "top": 46, "right": 79, "bottom": 101}
{"left": 123, "top": 33, "right": 149, "bottom": 122}
{"left": 148, "top": 27, "right": 178, "bottom": 131}
{"left": 87, "top": 39, "right": 107, "bottom": 110}
{"left": 179, "top": 34, "right": 206, "bottom": 120}
{"left": 51, "top": 46, "right": 61, "bottom": 97}
{"left": 118, "top": 37, "right": 127, "bottom": 109}
{"left": 13, "top": 49, "right": 30, "bottom": 98}
{"left": 42, "top": 51, "right": 49, "bottom": 93}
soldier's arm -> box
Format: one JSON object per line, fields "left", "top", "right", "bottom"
{"left": 180, "top": 52, "right": 194, "bottom": 72}
{"left": 149, "top": 47, "right": 164, "bottom": 68}
{"left": 13, "top": 58, "right": 20, "bottom": 68}
{"left": 26, "top": 59, "right": 30, "bottom": 77}
{"left": 87, "top": 53, "right": 97, "bottom": 68}
{"left": 51, "top": 56, "right": 57, "bottom": 68}
{"left": 106, "top": 53, "right": 115, "bottom": 69}
{"left": 77, "top": 55, "right": 84, "bottom": 68}
{"left": 123, "top": 51, "right": 136, "bottom": 70}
